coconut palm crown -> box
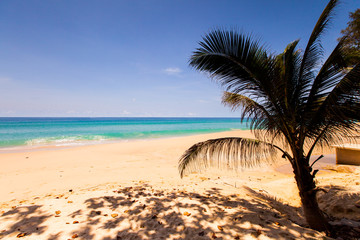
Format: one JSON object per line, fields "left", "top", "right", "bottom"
{"left": 179, "top": 0, "right": 360, "bottom": 233}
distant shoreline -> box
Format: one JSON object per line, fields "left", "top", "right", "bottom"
{"left": 0, "top": 117, "right": 249, "bottom": 150}
{"left": 0, "top": 129, "right": 242, "bottom": 154}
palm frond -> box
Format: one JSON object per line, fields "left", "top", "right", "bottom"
{"left": 301, "top": 37, "right": 349, "bottom": 129}
{"left": 281, "top": 40, "right": 301, "bottom": 100}
{"left": 222, "top": 92, "right": 268, "bottom": 118}
{"left": 222, "top": 92, "right": 274, "bottom": 131}
{"left": 190, "top": 30, "right": 294, "bottom": 141}
{"left": 309, "top": 37, "right": 348, "bottom": 97}
{"left": 190, "top": 30, "right": 275, "bottom": 101}
{"left": 305, "top": 123, "right": 360, "bottom": 158}
{"left": 276, "top": 40, "right": 302, "bottom": 122}
{"left": 178, "top": 137, "right": 280, "bottom": 178}
{"left": 221, "top": 91, "right": 292, "bottom": 150}
{"left": 306, "top": 63, "right": 360, "bottom": 140}
{"left": 297, "top": 0, "right": 339, "bottom": 98}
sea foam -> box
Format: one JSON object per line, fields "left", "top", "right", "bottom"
{"left": 25, "top": 135, "right": 107, "bottom": 147}
{"left": 0, "top": 117, "right": 249, "bottom": 149}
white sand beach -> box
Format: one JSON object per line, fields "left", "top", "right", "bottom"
{"left": 0, "top": 130, "right": 359, "bottom": 239}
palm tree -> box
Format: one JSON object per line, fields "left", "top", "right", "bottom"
{"left": 179, "top": 0, "right": 360, "bottom": 233}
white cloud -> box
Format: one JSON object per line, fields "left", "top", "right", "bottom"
{"left": 122, "top": 110, "right": 130, "bottom": 115}
{"left": 163, "top": 67, "right": 182, "bottom": 75}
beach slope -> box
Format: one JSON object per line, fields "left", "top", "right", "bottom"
{"left": 0, "top": 130, "right": 359, "bottom": 239}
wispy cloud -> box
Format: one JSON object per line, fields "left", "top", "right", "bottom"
{"left": 187, "top": 112, "right": 197, "bottom": 116}
{"left": 163, "top": 67, "right": 182, "bottom": 75}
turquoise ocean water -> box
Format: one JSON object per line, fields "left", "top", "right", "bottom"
{"left": 0, "top": 118, "right": 250, "bottom": 149}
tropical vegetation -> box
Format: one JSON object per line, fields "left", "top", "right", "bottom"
{"left": 339, "top": 8, "right": 360, "bottom": 65}
{"left": 179, "top": 0, "right": 360, "bottom": 233}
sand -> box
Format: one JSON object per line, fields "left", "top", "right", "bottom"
{"left": 0, "top": 130, "right": 359, "bottom": 239}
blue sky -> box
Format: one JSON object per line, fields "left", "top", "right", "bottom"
{"left": 0, "top": 0, "right": 358, "bottom": 117}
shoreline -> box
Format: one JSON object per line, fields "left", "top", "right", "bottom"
{"left": 0, "top": 130, "right": 257, "bottom": 203}
{"left": 0, "top": 128, "right": 246, "bottom": 154}
{"left": 0, "top": 129, "right": 339, "bottom": 204}
{"left": 0, "top": 129, "right": 359, "bottom": 239}
{"left": 0, "top": 117, "right": 248, "bottom": 154}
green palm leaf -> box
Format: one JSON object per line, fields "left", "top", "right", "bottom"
{"left": 190, "top": 30, "right": 276, "bottom": 101}
{"left": 306, "top": 63, "right": 360, "bottom": 149}
{"left": 298, "top": 0, "right": 339, "bottom": 94}
{"left": 190, "top": 31, "right": 292, "bottom": 141}
{"left": 302, "top": 37, "right": 349, "bottom": 129}
{"left": 183, "top": 0, "right": 359, "bottom": 232}
{"left": 221, "top": 92, "right": 277, "bottom": 135}
{"left": 178, "top": 137, "right": 279, "bottom": 178}
{"left": 276, "top": 40, "right": 302, "bottom": 125}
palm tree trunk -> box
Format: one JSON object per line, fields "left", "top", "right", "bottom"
{"left": 293, "top": 157, "right": 331, "bottom": 233}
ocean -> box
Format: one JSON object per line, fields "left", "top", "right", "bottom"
{"left": 0, "top": 117, "right": 250, "bottom": 150}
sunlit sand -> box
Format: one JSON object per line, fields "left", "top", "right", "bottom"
{"left": 0, "top": 130, "right": 359, "bottom": 239}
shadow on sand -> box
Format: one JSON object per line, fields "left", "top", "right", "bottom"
{"left": 0, "top": 183, "right": 358, "bottom": 239}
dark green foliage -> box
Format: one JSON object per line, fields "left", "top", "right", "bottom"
{"left": 339, "top": 9, "right": 360, "bottom": 65}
